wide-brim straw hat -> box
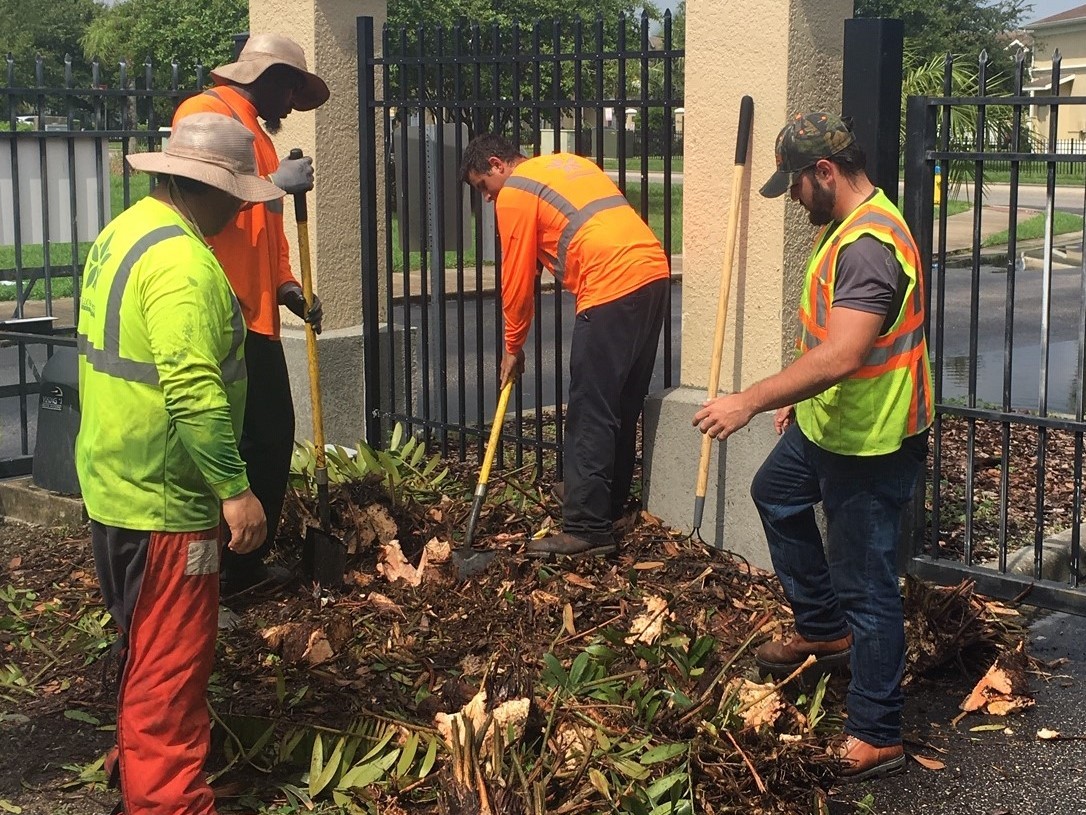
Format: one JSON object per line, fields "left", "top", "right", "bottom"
{"left": 126, "top": 112, "right": 284, "bottom": 203}
{"left": 210, "top": 33, "right": 330, "bottom": 111}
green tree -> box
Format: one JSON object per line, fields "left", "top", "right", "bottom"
{"left": 670, "top": 0, "right": 685, "bottom": 50}
{"left": 855, "top": 0, "right": 1031, "bottom": 85}
{"left": 81, "top": 0, "right": 246, "bottom": 90}
{"left": 388, "top": 0, "right": 657, "bottom": 29}
{"left": 384, "top": 7, "right": 664, "bottom": 143}
{"left": 901, "top": 42, "right": 1023, "bottom": 192}
{"left": 0, "top": 0, "right": 101, "bottom": 88}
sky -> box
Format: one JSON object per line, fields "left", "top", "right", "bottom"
{"left": 1024, "top": 0, "right": 1086, "bottom": 23}
{"left": 652, "top": 0, "right": 1085, "bottom": 26}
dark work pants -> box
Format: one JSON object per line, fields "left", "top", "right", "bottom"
{"left": 563, "top": 278, "right": 669, "bottom": 538}
{"left": 222, "top": 331, "right": 295, "bottom": 582}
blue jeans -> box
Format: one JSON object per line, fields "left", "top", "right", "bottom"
{"left": 750, "top": 424, "right": 927, "bottom": 746}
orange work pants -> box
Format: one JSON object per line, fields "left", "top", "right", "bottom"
{"left": 92, "top": 522, "right": 221, "bottom": 815}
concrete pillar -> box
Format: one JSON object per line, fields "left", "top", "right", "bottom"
{"left": 248, "top": 0, "right": 389, "bottom": 446}
{"left": 644, "top": 0, "right": 851, "bottom": 568}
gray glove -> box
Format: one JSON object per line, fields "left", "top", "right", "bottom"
{"left": 270, "top": 154, "right": 314, "bottom": 194}
{"left": 280, "top": 284, "right": 323, "bottom": 334}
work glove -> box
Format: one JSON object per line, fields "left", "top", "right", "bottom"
{"left": 280, "top": 283, "right": 323, "bottom": 334}
{"left": 270, "top": 153, "right": 314, "bottom": 194}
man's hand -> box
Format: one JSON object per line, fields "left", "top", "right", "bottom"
{"left": 279, "top": 283, "right": 323, "bottom": 334}
{"left": 693, "top": 392, "right": 756, "bottom": 440}
{"left": 222, "top": 489, "right": 266, "bottom": 554}
{"left": 270, "top": 153, "right": 314, "bottom": 194}
{"left": 774, "top": 405, "right": 795, "bottom": 435}
{"left": 500, "top": 349, "right": 525, "bottom": 386}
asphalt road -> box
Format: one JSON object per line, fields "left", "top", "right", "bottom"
{"left": 937, "top": 252, "right": 1086, "bottom": 415}
{"left": 830, "top": 610, "right": 1086, "bottom": 815}
{"left": 971, "top": 182, "right": 1085, "bottom": 214}
{"left": 384, "top": 281, "right": 684, "bottom": 429}
{"left": 0, "top": 343, "right": 42, "bottom": 463}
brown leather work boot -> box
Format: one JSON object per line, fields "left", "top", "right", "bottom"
{"left": 828, "top": 735, "right": 906, "bottom": 782}
{"left": 523, "top": 531, "right": 617, "bottom": 559}
{"left": 754, "top": 631, "right": 853, "bottom": 678}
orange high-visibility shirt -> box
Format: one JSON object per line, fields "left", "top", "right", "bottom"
{"left": 172, "top": 86, "right": 298, "bottom": 339}
{"left": 496, "top": 153, "right": 670, "bottom": 354}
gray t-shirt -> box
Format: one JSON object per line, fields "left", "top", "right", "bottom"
{"left": 832, "top": 235, "right": 906, "bottom": 335}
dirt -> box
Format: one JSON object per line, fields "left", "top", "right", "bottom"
{"left": 0, "top": 524, "right": 114, "bottom": 815}
{"left": 933, "top": 416, "right": 1082, "bottom": 561}
{"left": 0, "top": 418, "right": 1065, "bottom": 814}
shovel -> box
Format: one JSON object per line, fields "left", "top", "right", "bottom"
{"left": 289, "top": 147, "right": 346, "bottom": 588}
{"left": 453, "top": 378, "right": 514, "bottom": 578}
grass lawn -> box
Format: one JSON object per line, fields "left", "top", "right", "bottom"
{"left": 940, "top": 199, "right": 972, "bottom": 217}
{"left": 5, "top": 172, "right": 685, "bottom": 301}
{"left": 602, "top": 156, "right": 684, "bottom": 173}
{"left": 0, "top": 276, "right": 75, "bottom": 302}
{"left": 982, "top": 210, "right": 1084, "bottom": 247}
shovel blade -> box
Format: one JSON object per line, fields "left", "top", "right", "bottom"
{"left": 451, "top": 548, "right": 498, "bottom": 579}
{"left": 302, "top": 526, "right": 347, "bottom": 588}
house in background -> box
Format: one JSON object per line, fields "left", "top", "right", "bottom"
{"left": 1026, "top": 2, "right": 1086, "bottom": 143}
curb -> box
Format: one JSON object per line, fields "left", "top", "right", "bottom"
{"left": 0, "top": 476, "right": 85, "bottom": 529}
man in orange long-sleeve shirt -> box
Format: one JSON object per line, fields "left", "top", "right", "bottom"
{"left": 173, "top": 34, "right": 330, "bottom": 595}
{"left": 460, "top": 134, "right": 670, "bottom": 558}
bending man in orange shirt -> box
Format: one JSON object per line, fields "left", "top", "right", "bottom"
{"left": 460, "top": 134, "right": 671, "bottom": 558}
{"left": 173, "top": 34, "right": 330, "bottom": 596}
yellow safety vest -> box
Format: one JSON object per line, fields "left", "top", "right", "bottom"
{"left": 794, "top": 189, "right": 933, "bottom": 455}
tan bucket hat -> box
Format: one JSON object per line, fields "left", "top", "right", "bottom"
{"left": 126, "top": 113, "right": 284, "bottom": 203}
{"left": 210, "top": 33, "right": 330, "bottom": 111}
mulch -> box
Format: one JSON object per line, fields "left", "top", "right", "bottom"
{"left": 0, "top": 419, "right": 1061, "bottom": 815}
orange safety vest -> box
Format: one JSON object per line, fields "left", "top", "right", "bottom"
{"left": 795, "top": 189, "right": 934, "bottom": 455}
{"left": 172, "top": 86, "right": 297, "bottom": 339}
{"left": 495, "top": 154, "right": 670, "bottom": 354}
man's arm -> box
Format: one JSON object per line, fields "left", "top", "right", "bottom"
{"left": 496, "top": 192, "right": 540, "bottom": 380}
{"left": 693, "top": 306, "right": 885, "bottom": 439}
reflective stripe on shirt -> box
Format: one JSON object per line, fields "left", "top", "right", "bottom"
{"left": 78, "top": 224, "right": 246, "bottom": 385}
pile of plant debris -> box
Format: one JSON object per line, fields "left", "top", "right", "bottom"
{"left": 193, "top": 434, "right": 1033, "bottom": 814}
{"left": 0, "top": 428, "right": 1042, "bottom": 815}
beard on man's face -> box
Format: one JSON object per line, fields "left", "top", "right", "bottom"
{"left": 263, "top": 117, "right": 282, "bottom": 135}
{"left": 805, "top": 176, "right": 836, "bottom": 226}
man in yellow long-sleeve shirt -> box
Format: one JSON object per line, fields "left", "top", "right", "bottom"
{"left": 76, "top": 112, "right": 283, "bottom": 815}
{"left": 460, "top": 133, "right": 670, "bottom": 558}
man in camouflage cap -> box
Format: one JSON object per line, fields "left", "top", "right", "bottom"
{"left": 693, "top": 111, "right": 933, "bottom": 782}
{"left": 759, "top": 111, "right": 857, "bottom": 199}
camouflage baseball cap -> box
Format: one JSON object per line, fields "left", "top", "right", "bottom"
{"left": 759, "top": 111, "right": 855, "bottom": 198}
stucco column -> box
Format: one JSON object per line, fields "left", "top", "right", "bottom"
{"left": 248, "top": 0, "right": 389, "bottom": 447}
{"left": 643, "top": 0, "right": 851, "bottom": 567}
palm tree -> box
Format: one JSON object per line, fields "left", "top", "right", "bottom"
{"left": 901, "top": 41, "right": 1020, "bottom": 195}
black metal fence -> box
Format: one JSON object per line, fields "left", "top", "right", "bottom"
{"left": 902, "top": 50, "right": 1086, "bottom": 614}
{"left": 0, "top": 55, "right": 205, "bottom": 474}
{"left": 357, "top": 13, "right": 684, "bottom": 477}
{"left": 969, "top": 137, "right": 1086, "bottom": 176}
